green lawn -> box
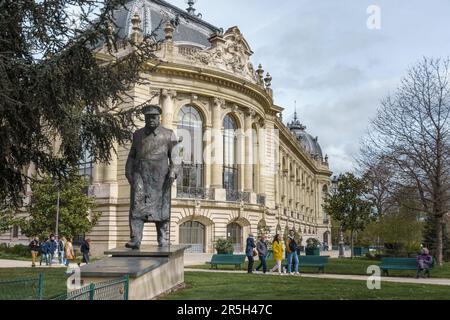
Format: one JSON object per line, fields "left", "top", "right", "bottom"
{"left": 0, "top": 268, "right": 68, "bottom": 299}
{"left": 0, "top": 252, "right": 31, "bottom": 261}
{"left": 188, "top": 257, "right": 450, "bottom": 279}
{"left": 163, "top": 271, "right": 450, "bottom": 300}
{"left": 2, "top": 267, "right": 450, "bottom": 300}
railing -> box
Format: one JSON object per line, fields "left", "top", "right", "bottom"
{"left": 0, "top": 273, "right": 44, "bottom": 300}
{"left": 177, "top": 186, "right": 214, "bottom": 200}
{"left": 178, "top": 46, "right": 200, "bottom": 56}
{"left": 226, "top": 189, "right": 250, "bottom": 203}
{"left": 257, "top": 194, "right": 266, "bottom": 206}
{"left": 52, "top": 276, "right": 129, "bottom": 300}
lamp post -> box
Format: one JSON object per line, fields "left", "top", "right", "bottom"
{"left": 52, "top": 176, "right": 61, "bottom": 264}
{"left": 331, "top": 176, "right": 345, "bottom": 258}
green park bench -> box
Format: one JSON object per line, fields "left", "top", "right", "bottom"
{"left": 379, "top": 257, "right": 434, "bottom": 277}
{"left": 298, "top": 255, "right": 329, "bottom": 273}
{"left": 207, "top": 254, "right": 247, "bottom": 270}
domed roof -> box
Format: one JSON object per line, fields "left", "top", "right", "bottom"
{"left": 112, "top": 0, "right": 221, "bottom": 48}
{"left": 287, "top": 112, "right": 323, "bottom": 160}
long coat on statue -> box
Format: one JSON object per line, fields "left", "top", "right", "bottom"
{"left": 125, "top": 126, "right": 180, "bottom": 223}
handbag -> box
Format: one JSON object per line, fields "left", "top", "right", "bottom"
{"left": 252, "top": 248, "right": 258, "bottom": 257}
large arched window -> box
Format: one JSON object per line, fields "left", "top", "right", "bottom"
{"left": 79, "top": 147, "right": 93, "bottom": 185}
{"left": 179, "top": 221, "right": 205, "bottom": 253}
{"left": 227, "top": 222, "right": 243, "bottom": 253}
{"left": 223, "top": 115, "right": 238, "bottom": 192}
{"left": 177, "top": 105, "right": 204, "bottom": 195}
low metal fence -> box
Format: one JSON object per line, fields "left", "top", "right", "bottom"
{"left": 52, "top": 276, "right": 129, "bottom": 300}
{"left": 0, "top": 273, "right": 44, "bottom": 300}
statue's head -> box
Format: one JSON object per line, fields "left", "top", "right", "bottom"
{"left": 142, "top": 104, "right": 162, "bottom": 130}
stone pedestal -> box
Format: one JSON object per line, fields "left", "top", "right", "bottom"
{"left": 80, "top": 245, "right": 190, "bottom": 300}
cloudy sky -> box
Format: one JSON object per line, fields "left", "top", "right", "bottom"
{"left": 168, "top": 0, "right": 450, "bottom": 175}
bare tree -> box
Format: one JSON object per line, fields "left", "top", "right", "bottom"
{"left": 364, "top": 57, "right": 450, "bottom": 265}
{"left": 358, "top": 152, "right": 397, "bottom": 216}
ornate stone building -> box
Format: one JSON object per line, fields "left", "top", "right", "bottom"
{"left": 1, "top": 0, "right": 333, "bottom": 255}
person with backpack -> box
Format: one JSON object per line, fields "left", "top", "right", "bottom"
{"left": 39, "top": 238, "right": 50, "bottom": 266}
{"left": 29, "top": 237, "right": 40, "bottom": 267}
{"left": 286, "top": 229, "right": 299, "bottom": 275}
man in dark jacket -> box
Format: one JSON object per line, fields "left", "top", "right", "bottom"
{"left": 39, "top": 239, "right": 49, "bottom": 266}
{"left": 80, "top": 239, "right": 91, "bottom": 264}
{"left": 245, "top": 233, "right": 256, "bottom": 274}
{"left": 29, "top": 237, "right": 40, "bottom": 267}
{"left": 255, "top": 235, "right": 268, "bottom": 273}
{"left": 48, "top": 234, "right": 57, "bottom": 265}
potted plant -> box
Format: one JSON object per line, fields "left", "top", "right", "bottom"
{"left": 215, "top": 238, "right": 234, "bottom": 254}
{"left": 305, "top": 238, "right": 321, "bottom": 256}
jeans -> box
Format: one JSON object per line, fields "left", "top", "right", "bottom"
{"left": 256, "top": 255, "right": 267, "bottom": 273}
{"left": 59, "top": 250, "right": 66, "bottom": 265}
{"left": 40, "top": 253, "right": 49, "bottom": 266}
{"left": 247, "top": 255, "right": 254, "bottom": 273}
{"left": 287, "top": 251, "right": 299, "bottom": 273}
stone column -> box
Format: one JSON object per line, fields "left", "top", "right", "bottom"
{"left": 103, "top": 148, "right": 118, "bottom": 184}
{"left": 92, "top": 163, "right": 104, "bottom": 184}
{"left": 244, "top": 110, "right": 254, "bottom": 193}
{"left": 258, "top": 122, "right": 267, "bottom": 196}
{"left": 160, "top": 89, "right": 177, "bottom": 129}
{"left": 210, "top": 98, "right": 225, "bottom": 200}
{"left": 204, "top": 125, "right": 212, "bottom": 189}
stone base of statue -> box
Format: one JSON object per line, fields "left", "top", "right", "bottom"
{"left": 79, "top": 245, "right": 190, "bottom": 300}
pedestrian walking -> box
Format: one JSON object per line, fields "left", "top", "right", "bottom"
{"left": 245, "top": 233, "right": 256, "bottom": 274}
{"left": 65, "top": 238, "right": 75, "bottom": 267}
{"left": 58, "top": 236, "right": 66, "bottom": 265}
{"left": 81, "top": 238, "right": 91, "bottom": 264}
{"left": 270, "top": 234, "right": 283, "bottom": 274}
{"left": 255, "top": 235, "right": 268, "bottom": 273}
{"left": 286, "top": 229, "right": 299, "bottom": 275}
{"left": 29, "top": 237, "right": 40, "bottom": 267}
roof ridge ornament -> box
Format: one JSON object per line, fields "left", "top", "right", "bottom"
{"left": 288, "top": 101, "right": 306, "bottom": 131}
{"left": 186, "top": 0, "right": 202, "bottom": 19}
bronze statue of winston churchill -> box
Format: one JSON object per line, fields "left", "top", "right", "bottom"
{"left": 125, "top": 104, "right": 181, "bottom": 249}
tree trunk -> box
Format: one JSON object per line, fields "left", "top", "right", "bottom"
{"left": 350, "top": 230, "right": 354, "bottom": 260}
{"left": 435, "top": 215, "right": 444, "bottom": 266}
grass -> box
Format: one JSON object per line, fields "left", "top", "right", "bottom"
{"left": 188, "top": 257, "right": 450, "bottom": 279}
{"left": 162, "top": 271, "right": 450, "bottom": 300}
{"left": 0, "top": 252, "right": 31, "bottom": 261}
{"left": 2, "top": 266, "right": 449, "bottom": 300}
{"left": 0, "top": 268, "right": 68, "bottom": 299}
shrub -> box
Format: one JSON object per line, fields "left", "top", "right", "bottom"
{"left": 0, "top": 243, "right": 30, "bottom": 257}
{"left": 306, "top": 238, "right": 320, "bottom": 249}
{"left": 215, "top": 238, "right": 234, "bottom": 254}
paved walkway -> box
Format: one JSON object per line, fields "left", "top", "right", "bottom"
{"left": 183, "top": 268, "right": 450, "bottom": 286}
{"left": 0, "top": 259, "right": 66, "bottom": 268}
